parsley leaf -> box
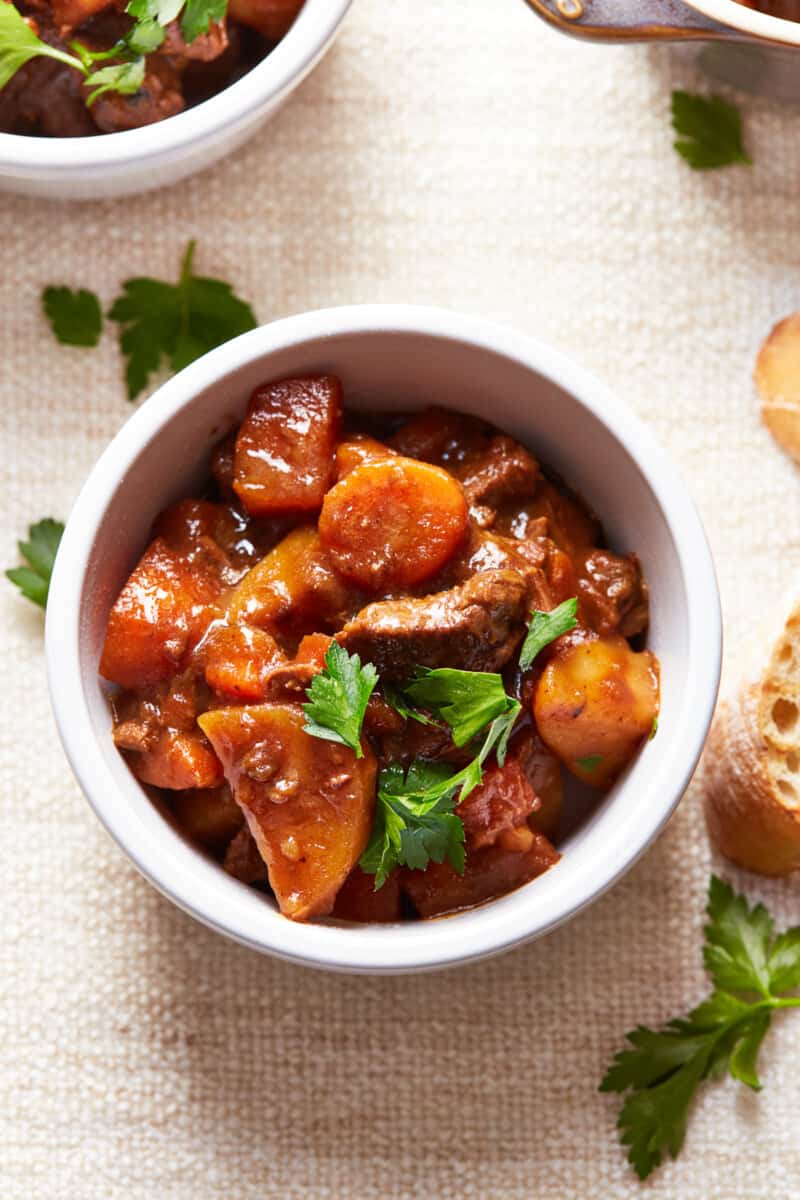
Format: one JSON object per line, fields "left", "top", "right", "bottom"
{"left": 181, "top": 0, "right": 226, "bottom": 42}
{"left": 403, "top": 667, "right": 517, "bottom": 747}
{"left": 42, "top": 287, "right": 103, "bottom": 347}
{"left": 108, "top": 241, "right": 257, "bottom": 400}
{"left": 0, "top": 2, "right": 84, "bottom": 86}
{"left": 84, "top": 57, "right": 145, "bottom": 103}
{"left": 518, "top": 596, "right": 577, "bottom": 671}
{"left": 302, "top": 642, "right": 377, "bottom": 758}
{"left": 6, "top": 518, "right": 64, "bottom": 609}
{"left": 360, "top": 760, "right": 465, "bottom": 889}
{"left": 602, "top": 876, "right": 800, "bottom": 1180}
{"left": 360, "top": 697, "right": 521, "bottom": 888}
{"left": 671, "top": 91, "right": 752, "bottom": 170}
{"left": 382, "top": 682, "right": 438, "bottom": 726}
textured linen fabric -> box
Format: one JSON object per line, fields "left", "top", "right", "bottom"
{"left": 2, "top": 2, "right": 800, "bottom": 1197}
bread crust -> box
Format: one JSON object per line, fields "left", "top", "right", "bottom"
{"left": 756, "top": 314, "right": 800, "bottom": 465}
{"left": 703, "top": 595, "right": 800, "bottom": 876}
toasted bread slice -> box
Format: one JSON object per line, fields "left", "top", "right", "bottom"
{"left": 704, "top": 590, "right": 800, "bottom": 876}
{"left": 755, "top": 314, "right": 800, "bottom": 465}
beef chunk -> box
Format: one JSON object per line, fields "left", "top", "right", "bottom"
{"left": 458, "top": 436, "right": 539, "bottom": 513}
{"left": 0, "top": 56, "right": 95, "bottom": 136}
{"left": 336, "top": 569, "right": 528, "bottom": 681}
{"left": 91, "top": 58, "right": 184, "bottom": 132}
{"left": 577, "top": 549, "right": 649, "bottom": 638}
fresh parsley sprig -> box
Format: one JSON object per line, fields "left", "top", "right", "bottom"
{"left": 671, "top": 90, "right": 752, "bottom": 171}
{"left": 109, "top": 241, "right": 257, "bottom": 399}
{"left": 518, "top": 596, "right": 577, "bottom": 671}
{"left": 42, "top": 287, "right": 103, "bottom": 348}
{"left": 302, "top": 642, "right": 377, "bottom": 758}
{"left": 402, "top": 667, "right": 519, "bottom": 747}
{"left": 360, "top": 687, "right": 521, "bottom": 889}
{"left": 6, "top": 518, "right": 64, "bottom": 609}
{"left": 602, "top": 876, "right": 800, "bottom": 1180}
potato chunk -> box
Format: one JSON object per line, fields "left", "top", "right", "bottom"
{"left": 533, "top": 635, "right": 659, "bottom": 788}
{"left": 319, "top": 457, "right": 468, "bottom": 590}
{"left": 227, "top": 526, "right": 361, "bottom": 637}
{"left": 203, "top": 623, "right": 284, "bottom": 702}
{"left": 199, "top": 704, "right": 376, "bottom": 921}
{"left": 100, "top": 538, "right": 225, "bottom": 690}
{"left": 233, "top": 375, "right": 342, "bottom": 516}
{"left": 226, "top": 0, "right": 304, "bottom": 39}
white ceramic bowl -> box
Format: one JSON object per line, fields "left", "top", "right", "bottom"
{"left": 46, "top": 305, "right": 722, "bottom": 974}
{"left": 0, "top": 0, "right": 352, "bottom": 200}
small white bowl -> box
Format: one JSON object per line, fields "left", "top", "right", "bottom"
{"left": 46, "top": 305, "right": 722, "bottom": 974}
{"left": 0, "top": 0, "right": 352, "bottom": 200}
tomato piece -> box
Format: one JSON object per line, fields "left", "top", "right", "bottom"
{"left": 100, "top": 538, "right": 225, "bottom": 690}
{"left": 400, "top": 832, "right": 559, "bottom": 918}
{"left": 533, "top": 635, "right": 660, "bottom": 788}
{"left": 233, "top": 375, "right": 342, "bottom": 516}
{"left": 198, "top": 703, "right": 376, "bottom": 921}
{"left": 318, "top": 457, "right": 468, "bottom": 590}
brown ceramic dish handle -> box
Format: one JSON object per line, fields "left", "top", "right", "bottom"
{"left": 521, "top": 0, "right": 743, "bottom": 42}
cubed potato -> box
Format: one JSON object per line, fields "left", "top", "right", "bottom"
{"left": 226, "top": 0, "right": 304, "bottom": 40}
{"left": 233, "top": 375, "right": 342, "bottom": 517}
{"left": 198, "top": 703, "right": 376, "bottom": 921}
{"left": 400, "top": 832, "right": 559, "bottom": 918}
{"left": 99, "top": 538, "right": 225, "bottom": 690}
{"left": 171, "top": 785, "right": 244, "bottom": 846}
{"left": 127, "top": 729, "right": 224, "bottom": 791}
{"left": 332, "top": 867, "right": 404, "bottom": 923}
{"left": 227, "top": 526, "right": 361, "bottom": 637}
{"left": 533, "top": 635, "right": 660, "bottom": 788}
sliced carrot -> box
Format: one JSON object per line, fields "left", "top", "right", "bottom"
{"left": 203, "top": 624, "right": 284, "bottom": 702}
{"left": 318, "top": 457, "right": 468, "bottom": 590}
{"left": 335, "top": 435, "right": 397, "bottom": 479}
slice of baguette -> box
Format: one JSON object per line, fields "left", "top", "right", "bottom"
{"left": 755, "top": 313, "right": 800, "bottom": 465}
{"left": 704, "top": 590, "right": 800, "bottom": 876}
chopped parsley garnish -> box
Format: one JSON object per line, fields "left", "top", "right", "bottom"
{"left": 602, "top": 876, "right": 800, "bottom": 1180}
{"left": 518, "top": 596, "right": 577, "bottom": 671}
{"left": 402, "top": 667, "right": 518, "bottom": 747}
{"left": 302, "top": 642, "right": 377, "bottom": 758}
{"left": 6, "top": 518, "right": 64, "bottom": 609}
{"left": 0, "top": 0, "right": 228, "bottom": 107}
{"left": 671, "top": 91, "right": 751, "bottom": 170}
{"left": 360, "top": 676, "right": 521, "bottom": 889}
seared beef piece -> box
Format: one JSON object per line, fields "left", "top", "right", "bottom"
{"left": 224, "top": 826, "right": 269, "bottom": 885}
{"left": 391, "top": 411, "right": 539, "bottom": 525}
{"left": 159, "top": 18, "right": 229, "bottom": 65}
{"left": 433, "top": 526, "right": 572, "bottom": 615}
{"left": 577, "top": 549, "right": 649, "bottom": 638}
{"left": 458, "top": 436, "right": 539, "bottom": 513}
{"left": 0, "top": 57, "right": 95, "bottom": 135}
{"left": 336, "top": 569, "right": 528, "bottom": 681}
{"left": 91, "top": 58, "right": 184, "bottom": 132}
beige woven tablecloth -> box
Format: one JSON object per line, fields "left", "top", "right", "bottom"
{"left": 2, "top": 2, "right": 800, "bottom": 1196}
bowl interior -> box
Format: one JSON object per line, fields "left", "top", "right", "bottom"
{"left": 55, "top": 314, "right": 717, "bottom": 973}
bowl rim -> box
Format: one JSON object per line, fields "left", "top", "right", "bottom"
{"left": 686, "top": 0, "right": 800, "bottom": 45}
{"left": 0, "top": 0, "right": 353, "bottom": 171}
{"left": 46, "top": 304, "right": 722, "bottom": 974}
